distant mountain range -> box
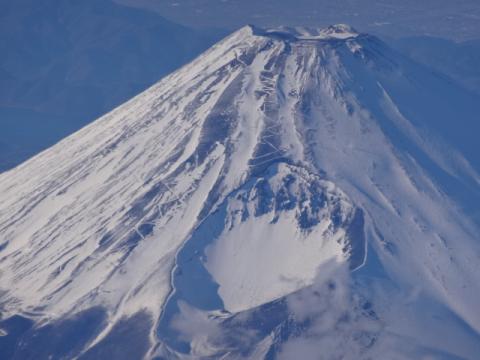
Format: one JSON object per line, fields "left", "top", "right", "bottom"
{"left": 116, "top": 0, "right": 480, "bottom": 41}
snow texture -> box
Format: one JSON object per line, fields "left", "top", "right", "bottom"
{"left": 0, "top": 24, "right": 479, "bottom": 359}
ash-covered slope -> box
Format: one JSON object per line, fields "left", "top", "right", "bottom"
{"left": 0, "top": 25, "right": 480, "bottom": 359}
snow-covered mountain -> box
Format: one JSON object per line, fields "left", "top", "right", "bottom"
{"left": 1, "top": 24, "right": 480, "bottom": 359}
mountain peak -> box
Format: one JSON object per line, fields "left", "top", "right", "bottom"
{"left": 246, "top": 23, "right": 360, "bottom": 41}
{"left": 0, "top": 23, "right": 479, "bottom": 359}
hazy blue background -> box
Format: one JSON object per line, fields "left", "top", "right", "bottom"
{"left": 1, "top": 0, "right": 479, "bottom": 172}
{"left": 116, "top": 0, "right": 480, "bottom": 41}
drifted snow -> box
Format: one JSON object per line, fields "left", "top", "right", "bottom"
{"left": 204, "top": 163, "right": 356, "bottom": 312}
{"left": 0, "top": 24, "right": 479, "bottom": 358}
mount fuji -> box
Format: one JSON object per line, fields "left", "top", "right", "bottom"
{"left": 0, "top": 24, "right": 480, "bottom": 359}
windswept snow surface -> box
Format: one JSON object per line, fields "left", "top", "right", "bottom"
{"left": 0, "top": 25, "right": 479, "bottom": 359}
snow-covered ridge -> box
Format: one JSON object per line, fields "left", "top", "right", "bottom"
{"left": 250, "top": 23, "right": 360, "bottom": 41}
{"left": 0, "top": 24, "right": 479, "bottom": 359}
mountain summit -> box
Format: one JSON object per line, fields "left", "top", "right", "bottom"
{"left": 250, "top": 23, "right": 359, "bottom": 40}
{"left": 0, "top": 25, "right": 479, "bottom": 359}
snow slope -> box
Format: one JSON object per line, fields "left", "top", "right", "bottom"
{"left": 0, "top": 24, "right": 479, "bottom": 359}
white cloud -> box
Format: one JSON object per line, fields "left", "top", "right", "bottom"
{"left": 278, "top": 260, "right": 382, "bottom": 360}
